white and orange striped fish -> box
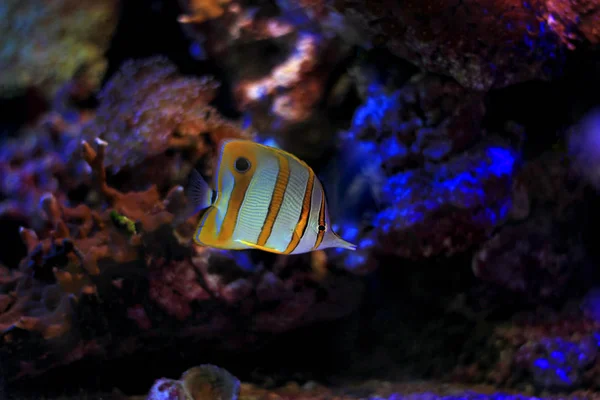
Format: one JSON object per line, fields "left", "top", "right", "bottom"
{"left": 186, "top": 139, "right": 357, "bottom": 254}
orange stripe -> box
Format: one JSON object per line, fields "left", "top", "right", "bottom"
{"left": 257, "top": 154, "right": 290, "bottom": 246}
{"left": 218, "top": 174, "right": 252, "bottom": 242}
{"left": 312, "top": 186, "right": 326, "bottom": 250}
{"left": 283, "top": 168, "right": 315, "bottom": 254}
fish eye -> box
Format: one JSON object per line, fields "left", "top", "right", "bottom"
{"left": 234, "top": 157, "right": 251, "bottom": 173}
{"left": 318, "top": 225, "right": 326, "bottom": 231}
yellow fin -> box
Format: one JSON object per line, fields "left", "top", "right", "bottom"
{"left": 235, "top": 239, "right": 283, "bottom": 255}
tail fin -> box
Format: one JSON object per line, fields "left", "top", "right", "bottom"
{"left": 329, "top": 231, "right": 357, "bottom": 251}
{"left": 335, "top": 237, "right": 357, "bottom": 251}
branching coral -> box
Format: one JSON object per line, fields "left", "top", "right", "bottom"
{"left": 0, "top": 100, "right": 93, "bottom": 229}
{"left": 0, "top": 0, "right": 119, "bottom": 98}
{"left": 337, "top": 74, "right": 520, "bottom": 266}
{"left": 0, "top": 139, "right": 363, "bottom": 381}
{"left": 328, "top": 0, "right": 600, "bottom": 90}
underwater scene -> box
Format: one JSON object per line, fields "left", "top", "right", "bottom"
{"left": 2, "top": 0, "right": 600, "bottom": 399}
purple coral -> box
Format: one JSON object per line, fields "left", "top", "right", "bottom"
{"left": 0, "top": 99, "right": 92, "bottom": 228}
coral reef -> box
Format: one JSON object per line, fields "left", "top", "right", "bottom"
{"left": 336, "top": 74, "right": 520, "bottom": 268}
{"left": 0, "top": 138, "right": 362, "bottom": 381}
{"left": 177, "top": 0, "right": 352, "bottom": 161}
{"left": 326, "top": 0, "right": 600, "bottom": 90}
{"left": 0, "top": 0, "right": 120, "bottom": 99}
{"left": 0, "top": 56, "right": 251, "bottom": 229}
{"left": 2, "top": 0, "right": 600, "bottom": 397}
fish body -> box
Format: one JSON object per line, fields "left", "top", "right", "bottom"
{"left": 187, "top": 139, "right": 356, "bottom": 254}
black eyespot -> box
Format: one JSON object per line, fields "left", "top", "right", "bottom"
{"left": 318, "top": 225, "right": 326, "bottom": 231}
{"left": 234, "top": 157, "right": 251, "bottom": 172}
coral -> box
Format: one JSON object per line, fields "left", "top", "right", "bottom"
{"left": 0, "top": 139, "right": 362, "bottom": 381}
{"left": 472, "top": 152, "right": 587, "bottom": 304}
{"left": 146, "top": 364, "right": 240, "bottom": 400}
{"left": 79, "top": 56, "right": 247, "bottom": 178}
{"left": 454, "top": 300, "right": 600, "bottom": 392}
{"left": 178, "top": 0, "right": 351, "bottom": 161}
{"left": 543, "top": 0, "right": 600, "bottom": 45}
{"left": 516, "top": 335, "right": 598, "bottom": 389}
{"left": 144, "top": 378, "right": 600, "bottom": 400}
{"left": 337, "top": 74, "right": 520, "bottom": 265}
{"left": 0, "top": 0, "right": 119, "bottom": 98}
{"left": 327, "top": 0, "right": 600, "bottom": 90}
{"left": 0, "top": 95, "right": 93, "bottom": 229}
{"left": 0, "top": 56, "right": 248, "bottom": 228}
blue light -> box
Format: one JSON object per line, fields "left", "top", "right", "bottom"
{"left": 534, "top": 358, "right": 550, "bottom": 370}
{"left": 212, "top": 249, "right": 256, "bottom": 272}
{"left": 351, "top": 91, "right": 401, "bottom": 133}
{"left": 372, "top": 144, "right": 518, "bottom": 231}
{"left": 257, "top": 137, "right": 280, "bottom": 149}
{"left": 189, "top": 42, "right": 206, "bottom": 60}
{"left": 381, "top": 136, "right": 408, "bottom": 161}
{"left": 344, "top": 252, "right": 367, "bottom": 271}
{"left": 550, "top": 350, "right": 565, "bottom": 363}
{"left": 555, "top": 367, "right": 571, "bottom": 384}
{"left": 242, "top": 112, "right": 253, "bottom": 129}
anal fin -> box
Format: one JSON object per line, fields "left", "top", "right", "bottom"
{"left": 235, "top": 240, "right": 282, "bottom": 254}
